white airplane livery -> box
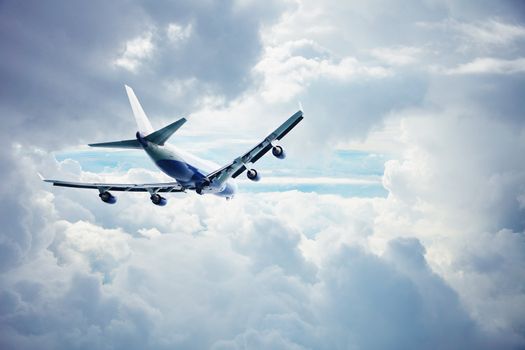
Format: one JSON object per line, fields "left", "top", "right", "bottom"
{"left": 42, "top": 85, "right": 303, "bottom": 205}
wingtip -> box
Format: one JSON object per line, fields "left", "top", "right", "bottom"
{"left": 37, "top": 172, "right": 45, "bottom": 181}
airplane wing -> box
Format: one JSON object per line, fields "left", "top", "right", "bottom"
{"left": 41, "top": 177, "right": 185, "bottom": 193}
{"left": 205, "top": 110, "right": 303, "bottom": 185}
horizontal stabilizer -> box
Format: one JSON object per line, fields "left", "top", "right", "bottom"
{"left": 89, "top": 139, "right": 141, "bottom": 149}
{"left": 145, "top": 117, "right": 187, "bottom": 145}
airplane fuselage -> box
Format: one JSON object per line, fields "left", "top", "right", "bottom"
{"left": 136, "top": 132, "right": 237, "bottom": 199}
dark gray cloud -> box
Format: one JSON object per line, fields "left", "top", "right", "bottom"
{"left": 297, "top": 72, "right": 427, "bottom": 148}
{"left": 426, "top": 73, "right": 525, "bottom": 125}
{"left": 316, "top": 240, "right": 486, "bottom": 350}
{"left": 0, "top": 0, "right": 287, "bottom": 148}
{"left": 0, "top": 0, "right": 137, "bottom": 146}
{"left": 0, "top": 150, "right": 34, "bottom": 271}
{"left": 139, "top": 0, "right": 290, "bottom": 94}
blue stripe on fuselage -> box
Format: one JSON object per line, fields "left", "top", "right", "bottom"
{"left": 156, "top": 159, "right": 207, "bottom": 187}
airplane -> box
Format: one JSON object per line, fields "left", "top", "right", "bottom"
{"left": 41, "top": 85, "right": 303, "bottom": 205}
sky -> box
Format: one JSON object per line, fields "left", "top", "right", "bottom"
{"left": 1, "top": 0, "right": 525, "bottom": 349}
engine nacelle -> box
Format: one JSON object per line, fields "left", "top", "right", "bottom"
{"left": 272, "top": 145, "right": 286, "bottom": 159}
{"left": 246, "top": 168, "right": 261, "bottom": 182}
{"left": 150, "top": 193, "right": 167, "bottom": 206}
{"left": 99, "top": 191, "right": 117, "bottom": 204}
{"left": 196, "top": 179, "right": 210, "bottom": 195}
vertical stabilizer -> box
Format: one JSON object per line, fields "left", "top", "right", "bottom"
{"left": 124, "top": 85, "right": 154, "bottom": 135}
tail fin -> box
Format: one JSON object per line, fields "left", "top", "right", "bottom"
{"left": 125, "top": 85, "right": 154, "bottom": 135}
{"left": 89, "top": 85, "right": 186, "bottom": 149}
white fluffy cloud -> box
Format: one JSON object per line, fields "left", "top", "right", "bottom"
{"left": 3, "top": 115, "right": 525, "bottom": 347}
{"left": 0, "top": 184, "right": 495, "bottom": 350}
{"left": 254, "top": 40, "right": 391, "bottom": 103}
{"left": 378, "top": 111, "right": 525, "bottom": 346}
{"left": 114, "top": 32, "right": 155, "bottom": 72}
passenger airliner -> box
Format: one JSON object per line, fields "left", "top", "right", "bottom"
{"left": 41, "top": 85, "right": 303, "bottom": 205}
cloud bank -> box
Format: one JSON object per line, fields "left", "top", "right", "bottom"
{"left": 1, "top": 0, "right": 525, "bottom": 349}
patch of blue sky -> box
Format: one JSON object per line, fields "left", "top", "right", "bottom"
{"left": 238, "top": 183, "right": 388, "bottom": 197}
{"left": 54, "top": 147, "right": 389, "bottom": 197}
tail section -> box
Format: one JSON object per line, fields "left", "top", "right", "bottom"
{"left": 89, "top": 85, "right": 186, "bottom": 149}
{"left": 125, "top": 84, "right": 154, "bottom": 135}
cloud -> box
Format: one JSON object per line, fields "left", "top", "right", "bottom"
{"left": 376, "top": 110, "right": 525, "bottom": 347}
{"left": 416, "top": 18, "right": 525, "bottom": 50}
{"left": 3, "top": 140, "right": 525, "bottom": 348}
{"left": 0, "top": 0, "right": 289, "bottom": 148}
{"left": 238, "top": 176, "right": 381, "bottom": 186}
{"left": 0, "top": 185, "right": 495, "bottom": 349}
{"left": 453, "top": 19, "right": 525, "bottom": 48}
{"left": 166, "top": 22, "right": 192, "bottom": 43}
{"left": 370, "top": 46, "right": 424, "bottom": 66}
{"left": 383, "top": 111, "right": 525, "bottom": 232}
{"left": 48, "top": 220, "right": 132, "bottom": 282}
{"left": 254, "top": 39, "right": 392, "bottom": 103}
{"left": 446, "top": 57, "right": 525, "bottom": 74}
{"left": 315, "top": 241, "right": 487, "bottom": 350}
{"left": 2, "top": 1, "right": 525, "bottom": 349}
{"left": 114, "top": 32, "right": 155, "bottom": 72}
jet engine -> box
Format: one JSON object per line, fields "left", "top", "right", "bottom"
{"left": 272, "top": 145, "right": 286, "bottom": 159}
{"left": 150, "top": 193, "right": 167, "bottom": 206}
{"left": 246, "top": 168, "right": 261, "bottom": 182}
{"left": 196, "top": 179, "right": 211, "bottom": 195}
{"left": 99, "top": 191, "right": 117, "bottom": 204}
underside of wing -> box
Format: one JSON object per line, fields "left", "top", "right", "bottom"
{"left": 43, "top": 178, "right": 185, "bottom": 193}
{"left": 41, "top": 175, "right": 185, "bottom": 206}
{"left": 205, "top": 110, "right": 303, "bottom": 183}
